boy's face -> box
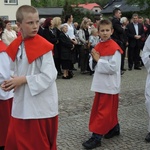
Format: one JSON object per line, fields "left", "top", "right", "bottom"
{"left": 99, "top": 24, "right": 113, "bottom": 41}
{"left": 18, "top": 12, "right": 39, "bottom": 39}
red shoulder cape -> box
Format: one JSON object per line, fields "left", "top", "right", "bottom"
{"left": 94, "top": 39, "right": 123, "bottom": 56}
{"left": 0, "top": 40, "right": 7, "bottom": 52}
{"left": 6, "top": 34, "right": 54, "bottom": 64}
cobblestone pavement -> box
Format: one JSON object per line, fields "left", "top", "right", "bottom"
{"left": 56, "top": 63, "right": 150, "bottom": 150}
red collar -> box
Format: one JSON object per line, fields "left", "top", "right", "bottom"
{"left": 0, "top": 40, "right": 7, "bottom": 52}
{"left": 6, "top": 34, "right": 53, "bottom": 64}
{"left": 94, "top": 39, "right": 123, "bottom": 56}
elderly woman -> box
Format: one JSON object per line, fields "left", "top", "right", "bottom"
{"left": 59, "top": 24, "right": 74, "bottom": 79}
{"left": 120, "top": 17, "right": 129, "bottom": 71}
{"left": 2, "top": 20, "right": 17, "bottom": 45}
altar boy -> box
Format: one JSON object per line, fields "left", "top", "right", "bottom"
{"left": 82, "top": 19, "right": 123, "bottom": 149}
{"left": 1, "top": 5, "right": 58, "bottom": 150}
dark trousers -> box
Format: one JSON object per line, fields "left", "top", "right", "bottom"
{"left": 128, "top": 45, "right": 141, "bottom": 69}
{"left": 54, "top": 57, "right": 62, "bottom": 74}
{"left": 120, "top": 44, "right": 127, "bottom": 70}
{"left": 79, "top": 47, "right": 89, "bottom": 72}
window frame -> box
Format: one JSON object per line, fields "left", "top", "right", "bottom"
{"left": 4, "top": 0, "right": 18, "bottom": 5}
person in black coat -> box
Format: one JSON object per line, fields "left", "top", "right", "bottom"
{"left": 42, "top": 18, "right": 58, "bottom": 44}
{"left": 111, "top": 8, "right": 126, "bottom": 74}
{"left": 52, "top": 17, "right": 63, "bottom": 76}
{"left": 37, "top": 18, "right": 45, "bottom": 36}
{"left": 126, "top": 13, "right": 144, "bottom": 70}
{"left": 59, "top": 24, "right": 74, "bottom": 79}
{"left": 42, "top": 17, "right": 62, "bottom": 76}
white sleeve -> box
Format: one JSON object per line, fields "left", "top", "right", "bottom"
{"left": 142, "top": 36, "right": 150, "bottom": 73}
{"left": 89, "top": 54, "right": 97, "bottom": 71}
{"left": 89, "top": 55, "right": 94, "bottom": 71}
{"left": 26, "top": 51, "right": 57, "bottom": 96}
{"left": 96, "top": 51, "right": 121, "bottom": 75}
{"left": 0, "top": 52, "right": 11, "bottom": 84}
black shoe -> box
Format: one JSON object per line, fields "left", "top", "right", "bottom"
{"left": 62, "top": 76, "right": 70, "bottom": 79}
{"left": 81, "top": 71, "right": 86, "bottom": 74}
{"left": 121, "top": 69, "right": 126, "bottom": 71}
{"left": 145, "top": 133, "right": 150, "bottom": 142}
{"left": 128, "top": 68, "right": 132, "bottom": 71}
{"left": 134, "top": 67, "right": 141, "bottom": 70}
{"left": 82, "top": 137, "right": 101, "bottom": 149}
{"left": 0, "top": 146, "right": 4, "bottom": 150}
{"left": 104, "top": 124, "right": 120, "bottom": 139}
{"left": 72, "top": 67, "right": 77, "bottom": 71}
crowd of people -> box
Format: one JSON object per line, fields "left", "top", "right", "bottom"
{"left": 1, "top": 4, "right": 150, "bottom": 150}
{"left": 34, "top": 9, "right": 150, "bottom": 78}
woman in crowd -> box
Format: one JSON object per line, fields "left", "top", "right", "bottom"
{"left": 52, "top": 17, "right": 62, "bottom": 76}
{"left": 42, "top": 17, "right": 61, "bottom": 77}
{"left": 78, "top": 19, "right": 90, "bottom": 74}
{"left": 64, "top": 14, "right": 77, "bottom": 72}
{"left": 2, "top": 20, "right": 17, "bottom": 45}
{"left": 59, "top": 24, "right": 74, "bottom": 79}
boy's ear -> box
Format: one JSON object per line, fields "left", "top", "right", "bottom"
{"left": 111, "top": 29, "right": 114, "bottom": 35}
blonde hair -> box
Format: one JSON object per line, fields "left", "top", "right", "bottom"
{"left": 98, "top": 19, "right": 113, "bottom": 31}
{"left": 91, "top": 28, "right": 98, "bottom": 35}
{"left": 80, "top": 19, "right": 89, "bottom": 29}
{"left": 16, "top": 5, "right": 38, "bottom": 23}
{"left": 52, "top": 17, "right": 62, "bottom": 28}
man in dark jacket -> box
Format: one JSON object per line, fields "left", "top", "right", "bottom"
{"left": 126, "top": 13, "right": 144, "bottom": 70}
{"left": 111, "top": 8, "right": 126, "bottom": 74}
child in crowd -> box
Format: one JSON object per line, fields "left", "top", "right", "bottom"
{"left": 0, "top": 18, "right": 13, "bottom": 150}
{"left": 141, "top": 35, "right": 150, "bottom": 142}
{"left": 1, "top": 5, "right": 58, "bottom": 150}
{"left": 89, "top": 28, "right": 99, "bottom": 51}
{"left": 88, "top": 28, "right": 100, "bottom": 75}
{"left": 82, "top": 19, "right": 123, "bottom": 149}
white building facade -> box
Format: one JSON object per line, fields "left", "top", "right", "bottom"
{"left": 0, "top": 0, "right": 31, "bottom": 22}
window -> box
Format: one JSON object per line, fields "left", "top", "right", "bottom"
{"left": 4, "top": 0, "right": 18, "bottom": 5}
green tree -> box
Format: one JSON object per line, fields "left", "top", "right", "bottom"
{"left": 126, "top": 0, "right": 150, "bottom": 16}
{"left": 62, "top": 1, "right": 74, "bottom": 21}
{"left": 126, "top": 0, "right": 150, "bottom": 6}
{"left": 31, "top": 0, "right": 109, "bottom": 7}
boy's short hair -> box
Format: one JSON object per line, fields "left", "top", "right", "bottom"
{"left": 98, "top": 19, "right": 113, "bottom": 31}
{"left": 16, "top": 5, "right": 38, "bottom": 23}
{"left": 91, "top": 28, "right": 98, "bottom": 35}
